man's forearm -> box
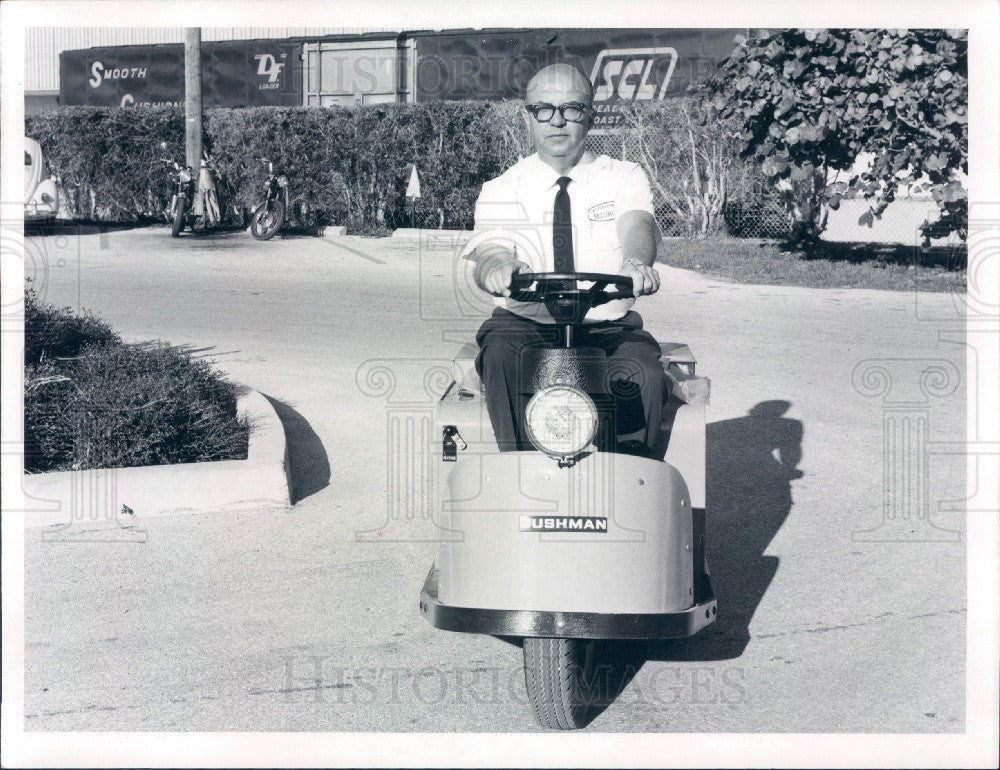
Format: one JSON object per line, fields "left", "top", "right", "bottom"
{"left": 467, "top": 243, "right": 519, "bottom": 291}
{"left": 617, "top": 210, "right": 659, "bottom": 267}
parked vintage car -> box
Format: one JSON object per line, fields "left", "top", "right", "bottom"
{"left": 24, "top": 136, "right": 60, "bottom": 221}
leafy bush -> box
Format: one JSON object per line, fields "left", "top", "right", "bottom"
{"left": 27, "top": 102, "right": 528, "bottom": 234}
{"left": 702, "top": 28, "right": 968, "bottom": 244}
{"left": 24, "top": 290, "right": 248, "bottom": 472}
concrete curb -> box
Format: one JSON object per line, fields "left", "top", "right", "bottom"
{"left": 320, "top": 226, "right": 472, "bottom": 253}
{"left": 321, "top": 226, "right": 473, "bottom": 247}
{"left": 389, "top": 227, "right": 471, "bottom": 246}
{"left": 21, "top": 389, "right": 291, "bottom": 530}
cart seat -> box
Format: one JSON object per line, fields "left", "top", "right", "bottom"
{"left": 660, "top": 343, "right": 710, "bottom": 406}
{"left": 659, "top": 342, "right": 696, "bottom": 375}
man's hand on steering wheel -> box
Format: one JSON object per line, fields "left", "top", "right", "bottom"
{"left": 618, "top": 258, "right": 661, "bottom": 297}
{"left": 484, "top": 258, "right": 533, "bottom": 297}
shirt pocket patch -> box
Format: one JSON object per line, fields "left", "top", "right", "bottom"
{"left": 587, "top": 201, "right": 615, "bottom": 221}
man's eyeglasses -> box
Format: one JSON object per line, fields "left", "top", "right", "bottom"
{"left": 524, "top": 102, "right": 591, "bottom": 124}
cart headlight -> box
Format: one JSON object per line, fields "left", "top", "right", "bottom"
{"left": 524, "top": 385, "right": 598, "bottom": 461}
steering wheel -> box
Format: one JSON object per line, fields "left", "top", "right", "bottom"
{"left": 508, "top": 272, "right": 634, "bottom": 324}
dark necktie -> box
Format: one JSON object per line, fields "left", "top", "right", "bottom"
{"left": 553, "top": 176, "right": 574, "bottom": 272}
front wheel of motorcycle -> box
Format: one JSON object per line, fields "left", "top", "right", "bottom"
{"left": 250, "top": 200, "right": 285, "bottom": 241}
{"left": 523, "top": 637, "right": 599, "bottom": 730}
{"left": 171, "top": 193, "right": 186, "bottom": 237}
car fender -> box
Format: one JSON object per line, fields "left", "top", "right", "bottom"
{"left": 25, "top": 178, "right": 60, "bottom": 220}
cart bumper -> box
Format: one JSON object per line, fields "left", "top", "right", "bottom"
{"left": 419, "top": 565, "right": 716, "bottom": 640}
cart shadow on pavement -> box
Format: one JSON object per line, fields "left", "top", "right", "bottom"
{"left": 263, "top": 395, "right": 330, "bottom": 503}
{"left": 637, "top": 399, "right": 804, "bottom": 663}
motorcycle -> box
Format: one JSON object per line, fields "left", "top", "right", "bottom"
{"left": 419, "top": 272, "right": 716, "bottom": 730}
{"left": 163, "top": 157, "right": 194, "bottom": 237}
{"left": 162, "top": 148, "right": 224, "bottom": 237}
{"left": 250, "top": 158, "right": 312, "bottom": 240}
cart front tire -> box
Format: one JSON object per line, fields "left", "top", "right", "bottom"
{"left": 171, "top": 193, "right": 186, "bottom": 237}
{"left": 250, "top": 200, "right": 285, "bottom": 240}
{"left": 523, "top": 637, "right": 598, "bottom": 730}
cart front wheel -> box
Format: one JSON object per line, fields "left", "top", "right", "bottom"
{"left": 523, "top": 637, "right": 598, "bottom": 730}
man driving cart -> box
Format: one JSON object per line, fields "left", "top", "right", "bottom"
{"left": 462, "top": 63, "right": 667, "bottom": 458}
{"left": 427, "top": 64, "right": 716, "bottom": 729}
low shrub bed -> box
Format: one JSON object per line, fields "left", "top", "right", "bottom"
{"left": 24, "top": 287, "right": 248, "bottom": 472}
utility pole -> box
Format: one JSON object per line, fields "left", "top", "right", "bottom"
{"left": 184, "top": 28, "right": 203, "bottom": 214}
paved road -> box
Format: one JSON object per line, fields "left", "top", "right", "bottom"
{"left": 21, "top": 226, "right": 967, "bottom": 733}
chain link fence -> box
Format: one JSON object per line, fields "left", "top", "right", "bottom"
{"left": 586, "top": 128, "right": 963, "bottom": 247}
{"left": 585, "top": 131, "right": 792, "bottom": 239}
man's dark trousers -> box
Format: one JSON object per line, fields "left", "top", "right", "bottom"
{"left": 475, "top": 307, "right": 667, "bottom": 457}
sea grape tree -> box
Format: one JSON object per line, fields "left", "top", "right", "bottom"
{"left": 704, "top": 28, "right": 968, "bottom": 243}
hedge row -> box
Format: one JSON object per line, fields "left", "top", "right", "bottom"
{"left": 26, "top": 102, "right": 531, "bottom": 233}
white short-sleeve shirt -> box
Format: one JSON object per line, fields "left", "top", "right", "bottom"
{"left": 461, "top": 151, "right": 656, "bottom": 322}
